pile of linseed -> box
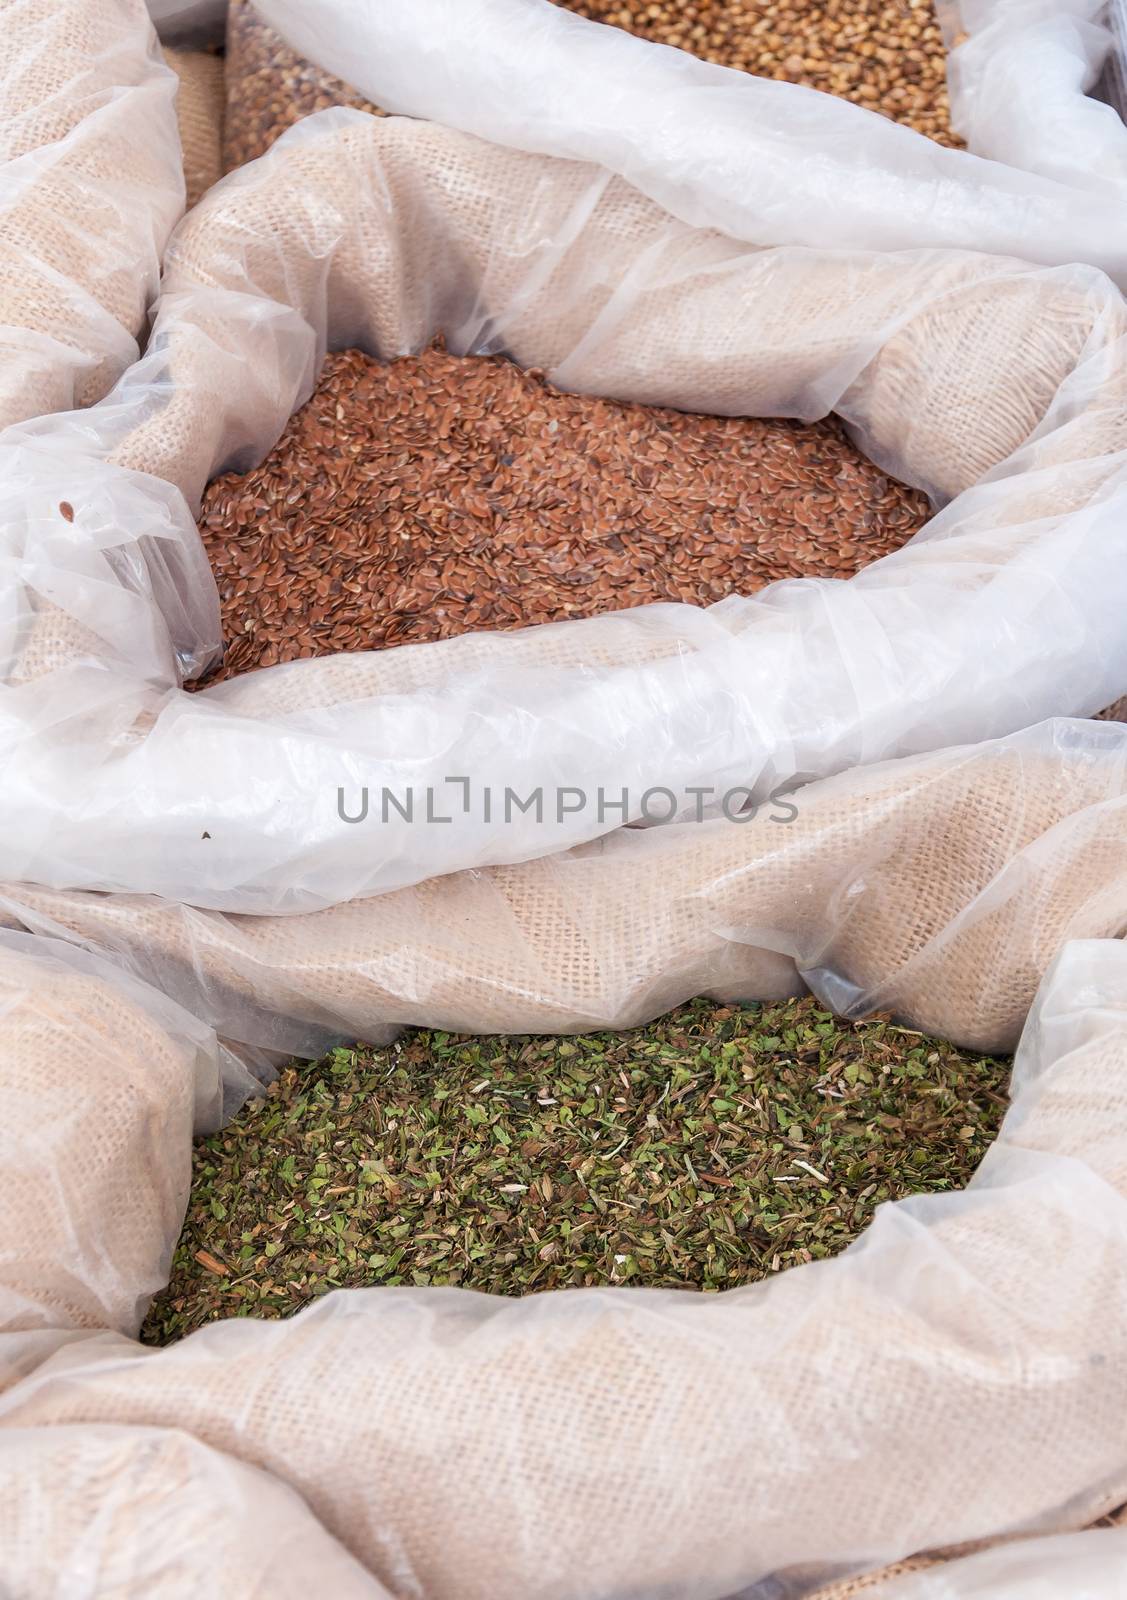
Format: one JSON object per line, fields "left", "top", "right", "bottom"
{"left": 223, "top": 0, "right": 955, "bottom": 171}
{"left": 196, "top": 345, "right": 929, "bottom": 682}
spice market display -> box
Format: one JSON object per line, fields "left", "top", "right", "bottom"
{"left": 5, "top": 0, "right": 1127, "bottom": 1595}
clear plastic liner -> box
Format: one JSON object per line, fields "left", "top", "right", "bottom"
{"left": 250, "top": 0, "right": 1127, "bottom": 283}
{"left": 0, "top": 443, "right": 221, "bottom": 687}
{"left": 5, "top": 11, "right": 1127, "bottom": 1592}
{"left": 939, "top": 0, "right": 1127, "bottom": 195}
{"left": 0, "top": 1425, "right": 392, "bottom": 1596}
{"left": 0, "top": 0, "right": 184, "bottom": 430}
{"left": 5, "top": 114, "right": 1127, "bottom": 911}
{"left": 811, "top": 1522, "right": 1127, "bottom": 1598}
{"left": 4, "top": 936, "right": 1127, "bottom": 1598}
{"left": 3, "top": 718, "right": 1127, "bottom": 1059}
{"left": 0, "top": 932, "right": 233, "bottom": 1344}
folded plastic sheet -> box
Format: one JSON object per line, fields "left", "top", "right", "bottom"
{"left": 811, "top": 1522, "right": 1127, "bottom": 1599}
{"left": 0, "top": 0, "right": 204, "bottom": 690}
{"left": 4, "top": 937, "right": 1127, "bottom": 1598}
{"left": 5, "top": 114, "right": 1127, "bottom": 911}
{"left": 0, "top": 442, "right": 221, "bottom": 687}
{"left": 249, "top": 0, "right": 1127, "bottom": 283}
{"left": 939, "top": 0, "right": 1127, "bottom": 194}
{"left": 0, "top": 1425, "right": 392, "bottom": 1597}
{"left": 4, "top": 718, "right": 1127, "bottom": 1060}
{"left": 0, "top": 0, "right": 184, "bottom": 429}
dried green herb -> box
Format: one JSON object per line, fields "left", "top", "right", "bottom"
{"left": 143, "top": 997, "right": 1009, "bottom": 1345}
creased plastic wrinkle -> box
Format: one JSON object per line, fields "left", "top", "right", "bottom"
{"left": 3, "top": 934, "right": 1127, "bottom": 1599}
{"left": 4, "top": 111, "right": 1127, "bottom": 910}
{"left": 2, "top": 716, "right": 1127, "bottom": 1060}
{"left": 4, "top": 8, "right": 1127, "bottom": 1598}
{"left": 939, "top": 0, "right": 1127, "bottom": 196}
{"left": 251, "top": 0, "right": 1127, "bottom": 278}
{"left": 815, "top": 1521, "right": 1127, "bottom": 1598}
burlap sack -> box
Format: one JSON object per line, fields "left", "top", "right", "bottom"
{"left": 249, "top": 0, "right": 1127, "bottom": 285}
{"left": 5, "top": 602, "right": 109, "bottom": 687}
{"left": 5, "top": 720, "right": 1126, "bottom": 1057}
{"left": 0, "top": 1424, "right": 391, "bottom": 1596}
{"left": 7, "top": 116, "right": 1127, "bottom": 911}
{"left": 0, "top": 937, "right": 220, "bottom": 1345}
{"left": 0, "top": 0, "right": 183, "bottom": 428}
{"left": 165, "top": 47, "right": 223, "bottom": 208}
{"left": 4, "top": 939, "right": 1127, "bottom": 1599}
{"left": 111, "top": 112, "right": 1127, "bottom": 510}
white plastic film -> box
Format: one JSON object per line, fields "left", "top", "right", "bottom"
{"left": 2, "top": 717, "right": 1126, "bottom": 1059}
{"left": 0, "top": 933, "right": 228, "bottom": 1344}
{"left": 940, "top": 0, "right": 1127, "bottom": 196}
{"left": 0, "top": 0, "right": 185, "bottom": 429}
{"left": 250, "top": 0, "right": 1127, "bottom": 282}
{"left": 4, "top": 115, "right": 1127, "bottom": 910}
{"left": 811, "top": 1520, "right": 1127, "bottom": 1598}
{"left": 4, "top": 938, "right": 1127, "bottom": 1597}
{"left": 0, "top": 1424, "right": 392, "bottom": 1597}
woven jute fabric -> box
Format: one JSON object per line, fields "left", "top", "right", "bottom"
{"left": 4, "top": 601, "right": 108, "bottom": 686}
{"left": 0, "top": 0, "right": 154, "bottom": 160}
{"left": 0, "top": 0, "right": 183, "bottom": 428}
{"left": 808, "top": 1554, "right": 953, "bottom": 1599}
{"left": 0, "top": 1425, "right": 391, "bottom": 1597}
{"left": 110, "top": 113, "right": 1127, "bottom": 511}
{"left": 165, "top": 47, "right": 223, "bottom": 208}
{"left": 0, "top": 947, "right": 197, "bottom": 1343}
{"left": 6, "top": 941, "right": 1127, "bottom": 1598}
{"left": 5, "top": 724, "right": 1127, "bottom": 1056}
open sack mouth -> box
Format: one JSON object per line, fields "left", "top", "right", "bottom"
{"left": 189, "top": 342, "right": 932, "bottom": 680}
{"left": 5, "top": 109, "right": 1127, "bottom": 915}
{"left": 7, "top": 0, "right": 1127, "bottom": 1595}
{"left": 5, "top": 107, "right": 1127, "bottom": 1049}
{"left": 6, "top": 931, "right": 1127, "bottom": 1600}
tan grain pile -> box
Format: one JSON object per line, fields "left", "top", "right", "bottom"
{"left": 222, "top": 0, "right": 383, "bottom": 170}
{"left": 196, "top": 344, "right": 929, "bottom": 681}
{"left": 222, "top": 0, "right": 955, "bottom": 170}
{"left": 564, "top": 0, "right": 957, "bottom": 143}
